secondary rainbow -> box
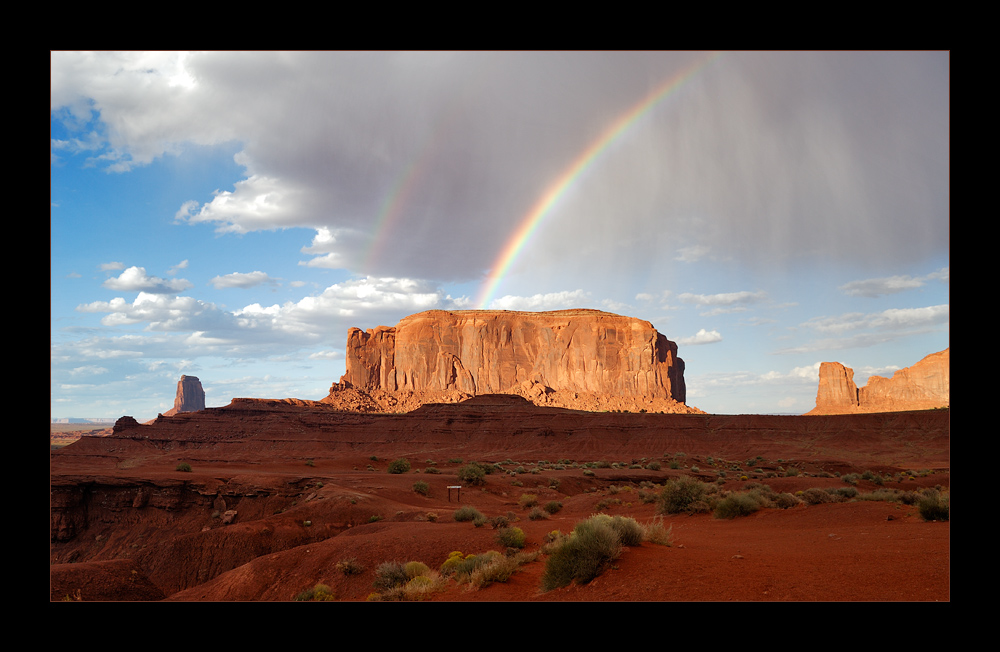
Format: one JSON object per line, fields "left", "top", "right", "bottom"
{"left": 475, "top": 52, "right": 722, "bottom": 309}
{"left": 362, "top": 155, "right": 427, "bottom": 273}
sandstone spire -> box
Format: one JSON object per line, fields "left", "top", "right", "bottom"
{"left": 163, "top": 375, "right": 206, "bottom": 416}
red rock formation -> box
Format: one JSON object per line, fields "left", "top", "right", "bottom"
{"left": 814, "top": 362, "right": 860, "bottom": 410}
{"left": 327, "top": 309, "right": 696, "bottom": 413}
{"left": 163, "top": 375, "right": 206, "bottom": 416}
{"left": 808, "top": 348, "right": 949, "bottom": 415}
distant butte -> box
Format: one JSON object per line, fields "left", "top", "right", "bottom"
{"left": 162, "top": 375, "right": 206, "bottom": 417}
{"left": 323, "top": 309, "right": 703, "bottom": 414}
{"left": 807, "top": 348, "right": 949, "bottom": 415}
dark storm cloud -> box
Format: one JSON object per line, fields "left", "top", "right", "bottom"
{"left": 53, "top": 51, "right": 949, "bottom": 284}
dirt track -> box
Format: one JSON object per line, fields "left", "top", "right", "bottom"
{"left": 50, "top": 397, "right": 950, "bottom": 601}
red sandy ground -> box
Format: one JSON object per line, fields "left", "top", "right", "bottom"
{"left": 50, "top": 397, "right": 949, "bottom": 602}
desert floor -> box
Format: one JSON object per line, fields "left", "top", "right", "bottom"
{"left": 50, "top": 399, "right": 949, "bottom": 602}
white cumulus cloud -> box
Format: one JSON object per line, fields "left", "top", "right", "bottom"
{"left": 102, "top": 266, "right": 193, "bottom": 295}
{"left": 678, "top": 328, "right": 723, "bottom": 345}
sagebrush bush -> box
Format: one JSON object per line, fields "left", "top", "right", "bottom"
{"left": 543, "top": 500, "right": 563, "bottom": 514}
{"left": 387, "top": 458, "right": 411, "bottom": 474}
{"left": 518, "top": 493, "right": 539, "bottom": 508}
{"left": 404, "top": 561, "right": 430, "bottom": 579}
{"left": 713, "top": 492, "right": 764, "bottom": 519}
{"left": 496, "top": 526, "right": 526, "bottom": 549}
{"left": 294, "top": 583, "right": 335, "bottom": 601}
{"left": 373, "top": 561, "right": 409, "bottom": 591}
{"left": 457, "top": 464, "right": 487, "bottom": 486}
{"left": 528, "top": 507, "right": 548, "bottom": 521}
{"left": 773, "top": 493, "right": 801, "bottom": 509}
{"left": 657, "top": 476, "right": 707, "bottom": 514}
{"left": 336, "top": 557, "right": 364, "bottom": 575}
{"left": 802, "top": 488, "right": 834, "bottom": 505}
{"left": 453, "top": 506, "right": 484, "bottom": 522}
{"left": 466, "top": 552, "right": 525, "bottom": 588}
{"left": 450, "top": 550, "right": 500, "bottom": 580}
{"left": 541, "top": 515, "right": 624, "bottom": 592}
{"left": 917, "top": 489, "right": 949, "bottom": 521}
{"left": 176, "top": 462, "right": 192, "bottom": 472}
{"left": 412, "top": 481, "right": 429, "bottom": 495}
{"left": 604, "top": 514, "right": 644, "bottom": 546}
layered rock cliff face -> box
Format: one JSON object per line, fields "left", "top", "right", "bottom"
{"left": 807, "top": 348, "right": 949, "bottom": 415}
{"left": 326, "top": 309, "right": 698, "bottom": 413}
{"left": 163, "top": 375, "right": 206, "bottom": 416}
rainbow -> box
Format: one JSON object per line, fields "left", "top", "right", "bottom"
{"left": 474, "top": 52, "right": 722, "bottom": 309}
{"left": 362, "top": 153, "right": 430, "bottom": 273}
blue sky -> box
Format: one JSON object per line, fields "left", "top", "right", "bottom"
{"left": 51, "top": 51, "right": 949, "bottom": 419}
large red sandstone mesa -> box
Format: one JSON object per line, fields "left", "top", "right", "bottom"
{"left": 327, "top": 309, "right": 694, "bottom": 412}
{"left": 808, "top": 348, "right": 949, "bottom": 415}
{"left": 163, "top": 375, "right": 206, "bottom": 416}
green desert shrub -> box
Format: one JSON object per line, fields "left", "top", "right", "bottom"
{"left": 773, "top": 493, "right": 802, "bottom": 509}
{"left": 528, "top": 507, "right": 548, "bottom": 521}
{"left": 453, "top": 506, "right": 484, "bottom": 523}
{"left": 833, "top": 486, "right": 859, "bottom": 500}
{"left": 657, "top": 476, "right": 708, "bottom": 514}
{"left": 457, "top": 463, "right": 487, "bottom": 486}
{"left": 917, "top": 489, "right": 950, "bottom": 521}
{"left": 404, "top": 561, "right": 430, "bottom": 579}
{"left": 540, "top": 514, "right": 625, "bottom": 592}
{"left": 175, "top": 462, "right": 192, "bottom": 472}
{"left": 387, "top": 458, "right": 411, "bottom": 474}
{"left": 448, "top": 550, "right": 501, "bottom": 581}
{"left": 496, "top": 526, "right": 526, "bottom": 549}
{"left": 440, "top": 551, "right": 469, "bottom": 576}
{"left": 294, "top": 583, "right": 335, "bottom": 601}
{"left": 603, "top": 514, "right": 644, "bottom": 547}
{"left": 801, "top": 488, "right": 835, "bottom": 505}
{"left": 543, "top": 500, "right": 563, "bottom": 514}
{"left": 412, "top": 481, "right": 429, "bottom": 496}
{"left": 518, "top": 493, "right": 539, "bottom": 509}
{"left": 713, "top": 492, "right": 765, "bottom": 519}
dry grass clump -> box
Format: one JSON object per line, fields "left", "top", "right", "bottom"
{"left": 439, "top": 549, "right": 535, "bottom": 590}
{"left": 641, "top": 517, "right": 674, "bottom": 546}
